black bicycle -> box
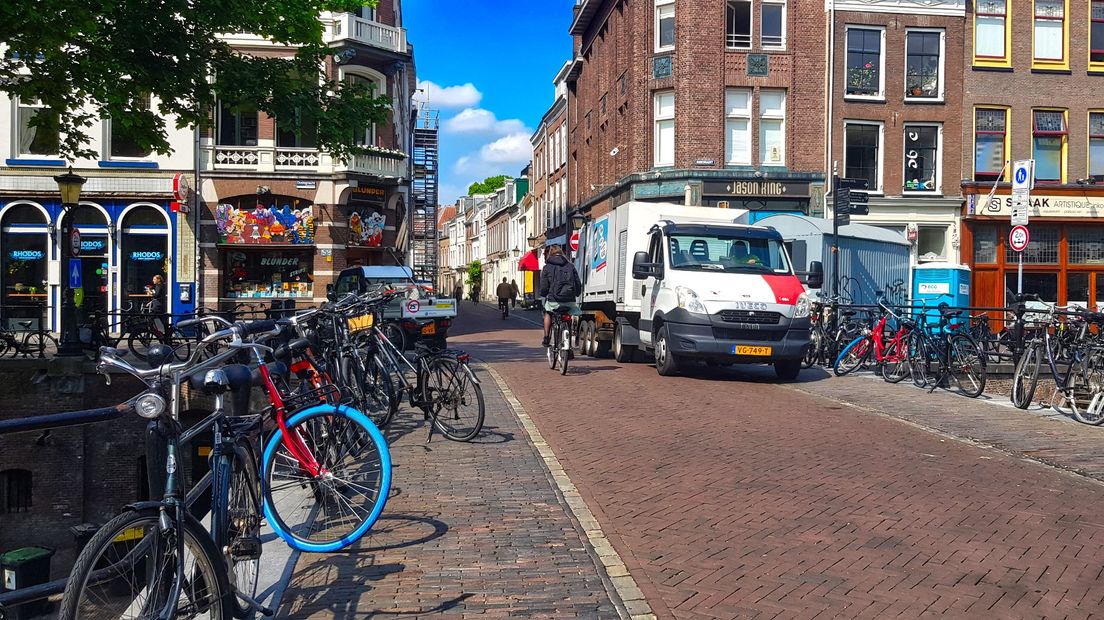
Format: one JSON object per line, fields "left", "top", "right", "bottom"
{"left": 546, "top": 306, "right": 574, "bottom": 375}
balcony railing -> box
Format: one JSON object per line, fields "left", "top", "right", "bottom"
{"left": 341, "top": 153, "right": 408, "bottom": 178}
{"left": 204, "top": 144, "right": 408, "bottom": 179}
{"left": 326, "top": 13, "right": 408, "bottom": 54}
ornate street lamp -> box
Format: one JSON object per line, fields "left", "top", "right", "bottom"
{"left": 54, "top": 167, "right": 87, "bottom": 357}
{"left": 570, "top": 212, "right": 587, "bottom": 230}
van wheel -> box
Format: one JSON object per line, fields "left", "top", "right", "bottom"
{"left": 774, "top": 359, "right": 801, "bottom": 381}
{"left": 654, "top": 324, "right": 681, "bottom": 376}
{"left": 613, "top": 323, "right": 636, "bottom": 363}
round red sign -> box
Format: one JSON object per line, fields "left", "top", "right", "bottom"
{"left": 70, "top": 228, "right": 81, "bottom": 257}
{"left": 1009, "top": 225, "right": 1030, "bottom": 252}
{"left": 406, "top": 299, "right": 421, "bottom": 314}
{"left": 569, "top": 230, "right": 580, "bottom": 252}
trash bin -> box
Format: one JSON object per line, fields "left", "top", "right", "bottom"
{"left": 0, "top": 547, "right": 54, "bottom": 619}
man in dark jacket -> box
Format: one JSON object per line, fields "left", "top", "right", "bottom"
{"left": 539, "top": 245, "right": 582, "bottom": 347}
{"left": 495, "top": 277, "right": 513, "bottom": 318}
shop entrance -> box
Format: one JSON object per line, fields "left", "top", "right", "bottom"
{"left": 120, "top": 207, "right": 169, "bottom": 314}
{"left": 71, "top": 208, "right": 110, "bottom": 316}
{"left": 0, "top": 205, "right": 49, "bottom": 331}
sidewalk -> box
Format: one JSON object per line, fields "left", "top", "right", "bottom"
{"left": 276, "top": 361, "right": 622, "bottom": 618}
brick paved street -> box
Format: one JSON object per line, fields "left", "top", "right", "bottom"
{"left": 277, "top": 356, "right": 620, "bottom": 618}
{"left": 451, "top": 302, "right": 1104, "bottom": 619}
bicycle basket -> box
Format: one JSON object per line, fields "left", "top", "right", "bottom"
{"left": 282, "top": 383, "right": 342, "bottom": 412}
{"left": 347, "top": 313, "right": 374, "bottom": 333}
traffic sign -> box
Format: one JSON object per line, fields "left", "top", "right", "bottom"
{"left": 836, "top": 187, "right": 850, "bottom": 212}
{"left": 848, "top": 192, "right": 869, "bottom": 204}
{"left": 1009, "top": 225, "right": 1030, "bottom": 252}
{"left": 68, "top": 258, "right": 82, "bottom": 289}
{"left": 569, "top": 230, "right": 580, "bottom": 252}
{"left": 838, "top": 178, "right": 869, "bottom": 190}
{"left": 836, "top": 213, "right": 850, "bottom": 227}
{"left": 405, "top": 299, "right": 421, "bottom": 314}
{"left": 1011, "top": 188, "right": 1030, "bottom": 226}
{"left": 70, "top": 228, "right": 81, "bottom": 257}
{"left": 1012, "top": 160, "right": 1035, "bottom": 191}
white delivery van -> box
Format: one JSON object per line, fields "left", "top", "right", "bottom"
{"left": 573, "top": 202, "right": 821, "bottom": 379}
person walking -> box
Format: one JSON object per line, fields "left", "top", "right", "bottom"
{"left": 453, "top": 282, "right": 463, "bottom": 302}
{"left": 496, "top": 277, "right": 512, "bottom": 319}
{"left": 510, "top": 279, "right": 520, "bottom": 308}
{"left": 145, "top": 274, "right": 167, "bottom": 334}
{"left": 471, "top": 282, "right": 481, "bottom": 304}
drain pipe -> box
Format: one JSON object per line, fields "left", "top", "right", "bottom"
{"left": 825, "top": 0, "right": 836, "bottom": 213}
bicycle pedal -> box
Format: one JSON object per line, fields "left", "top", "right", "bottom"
{"left": 230, "top": 537, "right": 263, "bottom": 560}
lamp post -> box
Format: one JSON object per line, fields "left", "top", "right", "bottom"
{"left": 54, "top": 167, "right": 87, "bottom": 357}
{"left": 570, "top": 212, "right": 587, "bottom": 230}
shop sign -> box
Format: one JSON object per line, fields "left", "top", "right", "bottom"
{"left": 970, "top": 193, "right": 1104, "bottom": 218}
{"left": 703, "top": 180, "right": 811, "bottom": 198}
{"left": 81, "top": 239, "right": 106, "bottom": 252}
{"left": 215, "top": 202, "right": 316, "bottom": 244}
{"left": 130, "top": 251, "right": 165, "bottom": 262}
{"left": 260, "top": 257, "right": 300, "bottom": 267}
{"left": 8, "top": 250, "right": 44, "bottom": 261}
{"left": 296, "top": 180, "right": 317, "bottom": 190}
{"left": 349, "top": 210, "right": 386, "bottom": 247}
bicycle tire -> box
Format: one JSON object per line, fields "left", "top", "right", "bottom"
{"left": 424, "top": 356, "right": 485, "bottom": 441}
{"left": 381, "top": 322, "right": 406, "bottom": 352}
{"left": 0, "top": 335, "right": 11, "bottom": 357}
{"left": 212, "top": 441, "right": 262, "bottom": 618}
{"left": 166, "top": 327, "right": 194, "bottom": 362}
{"left": 1064, "top": 350, "right": 1104, "bottom": 425}
{"left": 833, "top": 336, "right": 870, "bottom": 377}
{"left": 127, "top": 328, "right": 156, "bottom": 361}
{"left": 546, "top": 325, "right": 558, "bottom": 370}
{"left": 361, "top": 356, "right": 395, "bottom": 427}
{"left": 802, "top": 329, "right": 821, "bottom": 368}
{"left": 23, "top": 332, "right": 57, "bottom": 358}
{"left": 908, "top": 331, "right": 934, "bottom": 388}
{"left": 262, "top": 404, "right": 391, "bottom": 552}
{"left": 882, "top": 335, "right": 910, "bottom": 384}
{"left": 1011, "top": 343, "right": 1041, "bottom": 409}
{"left": 559, "top": 323, "right": 570, "bottom": 375}
{"left": 948, "top": 333, "right": 987, "bottom": 398}
{"left": 59, "top": 506, "right": 232, "bottom": 620}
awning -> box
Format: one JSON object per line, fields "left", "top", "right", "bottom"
{"left": 544, "top": 234, "right": 566, "bottom": 247}
{"left": 518, "top": 250, "right": 540, "bottom": 271}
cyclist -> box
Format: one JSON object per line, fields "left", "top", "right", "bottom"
{"left": 496, "top": 277, "right": 512, "bottom": 319}
{"left": 539, "top": 245, "right": 582, "bottom": 347}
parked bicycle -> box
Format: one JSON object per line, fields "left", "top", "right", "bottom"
{"left": 907, "top": 303, "right": 988, "bottom": 398}
{"left": 1011, "top": 304, "right": 1104, "bottom": 423}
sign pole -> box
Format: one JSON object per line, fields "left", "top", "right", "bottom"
{"left": 831, "top": 163, "right": 839, "bottom": 302}
{"left": 1018, "top": 250, "right": 1023, "bottom": 296}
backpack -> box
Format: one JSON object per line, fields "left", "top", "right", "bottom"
{"left": 552, "top": 263, "right": 581, "bottom": 300}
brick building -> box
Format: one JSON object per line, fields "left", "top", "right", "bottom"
{"left": 826, "top": 0, "right": 967, "bottom": 267}
{"left": 531, "top": 62, "right": 571, "bottom": 245}
{"left": 198, "top": 2, "right": 417, "bottom": 313}
{"left": 567, "top": 0, "right": 827, "bottom": 223}
{"left": 960, "top": 0, "right": 1104, "bottom": 310}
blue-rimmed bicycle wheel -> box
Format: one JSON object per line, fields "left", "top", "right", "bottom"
{"left": 833, "top": 336, "right": 870, "bottom": 377}
{"left": 261, "top": 404, "right": 391, "bottom": 552}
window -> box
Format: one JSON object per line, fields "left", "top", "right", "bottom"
{"left": 726, "top": 1, "right": 752, "bottom": 49}
{"left": 655, "top": 1, "right": 675, "bottom": 51}
{"left": 974, "top": 107, "right": 1008, "bottom": 181}
{"left": 1091, "top": 112, "right": 1104, "bottom": 182}
{"left": 218, "top": 101, "right": 259, "bottom": 146}
{"left": 1092, "top": 1, "right": 1104, "bottom": 67}
{"left": 904, "top": 124, "right": 940, "bottom": 192}
{"left": 973, "top": 224, "right": 998, "bottom": 263}
{"left": 654, "top": 91, "right": 675, "bottom": 167}
{"left": 917, "top": 227, "right": 947, "bottom": 262}
{"left": 345, "top": 75, "right": 380, "bottom": 146}
{"left": 724, "top": 89, "right": 752, "bottom": 165}
{"left": 760, "top": 89, "right": 785, "bottom": 166}
{"left": 0, "top": 469, "right": 32, "bottom": 514}
{"left": 974, "top": 0, "right": 1009, "bottom": 65}
{"left": 276, "top": 110, "right": 318, "bottom": 148}
{"left": 619, "top": 72, "right": 627, "bottom": 96}
{"left": 600, "top": 93, "right": 607, "bottom": 116}
{"left": 354, "top": 5, "right": 375, "bottom": 20}
{"left": 1033, "top": 0, "right": 1066, "bottom": 65}
{"left": 845, "top": 28, "right": 884, "bottom": 98}
{"left": 1069, "top": 228, "right": 1104, "bottom": 264}
{"left": 905, "top": 30, "right": 942, "bottom": 99}
{"left": 844, "top": 122, "right": 882, "bottom": 193}
{"left": 761, "top": 1, "right": 786, "bottom": 48}
{"left": 1032, "top": 109, "right": 1066, "bottom": 183}
{"left": 1005, "top": 225, "right": 1059, "bottom": 263}
{"left": 109, "top": 96, "right": 153, "bottom": 159}
{"left": 15, "top": 99, "right": 59, "bottom": 156}
{"left": 224, "top": 249, "right": 314, "bottom": 299}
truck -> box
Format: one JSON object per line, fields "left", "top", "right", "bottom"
{"left": 571, "top": 202, "right": 821, "bottom": 379}
{"left": 332, "top": 265, "right": 458, "bottom": 348}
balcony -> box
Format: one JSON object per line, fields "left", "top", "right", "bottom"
{"left": 203, "top": 144, "right": 408, "bottom": 180}
{"left": 341, "top": 153, "right": 408, "bottom": 179}
{"left": 325, "top": 13, "right": 408, "bottom": 55}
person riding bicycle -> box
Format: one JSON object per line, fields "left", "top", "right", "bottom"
{"left": 539, "top": 245, "right": 582, "bottom": 347}
{"left": 496, "top": 277, "right": 512, "bottom": 318}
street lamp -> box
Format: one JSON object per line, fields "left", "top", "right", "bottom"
{"left": 54, "top": 166, "right": 87, "bottom": 357}
{"left": 570, "top": 212, "right": 587, "bottom": 229}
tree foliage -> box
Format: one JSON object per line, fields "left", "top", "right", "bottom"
{"left": 467, "top": 175, "right": 509, "bottom": 196}
{"left": 465, "top": 260, "right": 482, "bottom": 287}
{"left": 0, "top": 0, "right": 389, "bottom": 161}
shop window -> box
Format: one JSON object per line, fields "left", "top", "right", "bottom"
{"left": 654, "top": 91, "right": 675, "bottom": 167}
{"left": 1069, "top": 228, "right": 1104, "bottom": 264}
{"left": 974, "top": 108, "right": 1008, "bottom": 181}
{"left": 917, "top": 227, "right": 946, "bottom": 263}
{"left": 121, "top": 207, "right": 168, "bottom": 309}
{"left": 214, "top": 201, "right": 315, "bottom": 245}
{"left": 1098, "top": 274, "right": 1104, "bottom": 310}
{"left": 905, "top": 30, "right": 942, "bottom": 100}
{"left": 217, "top": 101, "right": 259, "bottom": 147}
{"left": 724, "top": 89, "right": 752, "bottom": 165}
{"left": 1068, "top": 273, "right": 1091, "bottom": 308}
{"left": 903, "top": 124, "right": 940, "bottom": 193}
{"left": 845, "top": 27, "right": 884, "bottom": 98}
{"left": 1005, "top": 272, "right": 1058, "bottom": 305}
{"left": 1032, "top": 110, "right": 1066, "bottom": 183}
{"left": 973, "top": 224, "right": 998, "bottom": 264}
{"left": 1092, "top": 1, "right": 1104, "bottom": 68}
{"left": 975, "top": 0, "right": 1009, "bottom": 66}
{"left": 844, "top": 122, "right": 882, "bottom": 193}
{"left": 224, "top": 250, "right": 314, "bottom": 299}
{"left": 1005, "top": 224, "right": 1059, "bottom": 264}
{"left": 1033, "top": 0, "right": 1066, "bottom": 66}
{"left": 16, "top": 99, "right": 60, "bottom": 157}
{"left": 655, "top": 0, "right": 675, "bottom": 51}
{"left": 1090, "top": 112, "right": 1104, "bottom": 182}
{"left": 760, "top": 90, "right": 786, "bottom": 166}
{"left": 726, "top": 1, "right": 751, "bottom": 49}
{"left": 761, "top": 1, "right": 785, "bottom": 48}
{"left": 0, "top": 205, "right": 48, "bottom": 330}
{"left": 0, "top": 469, "right": 32, "bottom": 514}
{"left": 108, "top": 95, "right": 153, "bottom": 159}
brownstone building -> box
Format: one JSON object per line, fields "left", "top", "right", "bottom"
{"left": 567, "top": 0, "right": 827, "bottom": 223}
{"left": 827, "top": 0, "right": 967, "bottom": 266}
{"left": 960, "top": 0, "right": 1104, "bottom": 310}
{"left": 531, "top": 62, "right": 571, "bottom": 244}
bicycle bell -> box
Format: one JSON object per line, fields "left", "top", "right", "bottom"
{"left": 147, "top": 343, "right": 175, "bottom": 366}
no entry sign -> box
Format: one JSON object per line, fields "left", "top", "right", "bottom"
{"left": 569, "top": 231, "right": 580, "bottom": 252}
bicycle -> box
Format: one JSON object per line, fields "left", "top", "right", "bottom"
{"left": 0, "top": 319, "right": 56, "bottom": 358}
{"left": 1011, "top": 305, "right": 1104, "bottom": 423}
{"left": 127, "top": 303, "right": 195, "bottom": 362}
{"left": 833, "top": 298, "right": 914, "bottom": 383}
{"left": 907, "top": 303, "right": 988, "bottom": 398}
{"left": 498, "top": 297, "right": 509, "bottom": 320}
{"left": 546, "top": 306, "right": 574, "bottom": 375}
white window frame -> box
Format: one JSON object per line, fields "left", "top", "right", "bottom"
{"left": 761, "top": 0, "right": 787, "bottom": 50}
{"left": 844, "top": 25, "right": 887, "bottom": 102}
{"left": 105, "top": 95, "right": 155, "bottom": 161}
{"left": 653, "top": 91, "right": 675, "bottom": 167}
{"left": 902, "top": 122, "right": 943, "bottom": 195}
{"left": 725, "top": 0, "right": 752, "bottom": 49}
{"left": 916, "top": 225, "right": 949, "bottom": 262}
{"left": 13, "top": 97, "right": 60, "bottom": 158}
{"left": 759, "top": 89, "right": 786, "bottom": 166}
{"left": 903, "top": 28, "right": 945, "bottom": 103}
{"left": 342, "top": 68, "right": 387, "bottom": 147}
{"left": 655, "top": 0, "right": 675, "bottom": 53}
{"left": 842, "top": 120, "right": 885, "bottom": 195}
{"left": 724, "top": 89, "right": 752, "bottom": 165}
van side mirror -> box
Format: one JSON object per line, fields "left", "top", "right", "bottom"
{"left": 806, "top": 261, "right": 824, "bottom": 289}
{"left": 632, "top": 251, "right": 662, "bottom": 280}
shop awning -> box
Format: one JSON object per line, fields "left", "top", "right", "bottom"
{"left": 518, "top": 250, "right": 540, "bottom": 271}
{"left": 544, "top": 235, "right": 567, "bottom": 247}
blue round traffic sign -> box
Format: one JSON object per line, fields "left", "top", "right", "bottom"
{"left": 1015, "top": 167, "right": 1028, "bottom": 184}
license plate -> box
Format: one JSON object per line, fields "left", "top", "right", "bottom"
{"left": 347, "top": 313, "right": 374, "bottom": 332}
{"left": 733, "top": 345, "right": 772, "bottom": 356}
{"left": 421, "top": 323, "right": 436, "bottom": 335}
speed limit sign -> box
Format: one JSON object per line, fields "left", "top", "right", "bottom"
{"left": 1009, "top": 225, "right": 1030, "bottom": 252}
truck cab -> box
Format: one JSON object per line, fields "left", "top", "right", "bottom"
{"left": 332, "top": 266, "right": 457, "bottom": 348}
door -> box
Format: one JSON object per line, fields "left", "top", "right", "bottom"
{"left": 638, "top": 231, "right": 664, "bottom": 346}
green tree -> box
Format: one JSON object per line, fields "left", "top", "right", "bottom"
{"left": 0, "top": 0, "right": 390, "bottom": 161}
{"left": 468, "top": 175, "right": 509, "bottom": 196}
{"left": 465, "top": 260, "right": 483, "bottom": 288}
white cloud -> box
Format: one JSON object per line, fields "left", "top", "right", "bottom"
{"left": 416, "top": 80, "right": 482, "bottom": 108}
{"left": 443, "top": 108, "right": 529, "bottom": 136}
{"left": 480, "top": 133, "right": 532, "bottom": 163}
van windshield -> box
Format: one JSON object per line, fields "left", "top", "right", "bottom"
{"left": 667, "top": 233, "right": 791, "bottom": 274}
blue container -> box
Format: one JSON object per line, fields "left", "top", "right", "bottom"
{"left": 912, "top": 263, "right": 971, "bottom": 331}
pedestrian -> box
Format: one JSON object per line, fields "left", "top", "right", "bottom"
{"left": 510, "top": 279, "right": 519, "bottom": 308}
{"left": 471, "top": 282, "right": 481, "bottom": 304}
{"left": 496, "top": 277, "right": 512, "bottom": 319}
{"left": 145, "top": 274, "right": 167, "bottom": 333}
{"left": 453, "top": 282, "right": 463, "bottom": 301}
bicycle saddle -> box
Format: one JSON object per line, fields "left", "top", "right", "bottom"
{"left": 251, "top": 361, "right": 289, "bottom": 386}
{"left": 146, "top": 344, "right": 176, "bottom": 367}
{"left": 189, "top": 364, "right": 253, "bottom": 416}
{"left": 273, "top": 338, "right": 312, "bottom": 361}
{"left": 17, "top": 321, "right": 32, "bottom": 330}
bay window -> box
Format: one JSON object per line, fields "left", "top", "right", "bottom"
{"left": 16, "top": 99, "right": 59, "bottom": 157}
{"left": 905, "top": 30, "right": 942, "bottom": 100}
{"left": 654, "top": 91, "right": 675, "bottom": 167}
{"left": 844, "top": 122, "right": 882, "bottom": 194}
{"left": 726, "top": 1, "right": 752, "bottom": 49}
{"left": 974, "top": 108, "right": 1008, "bottom": 181}
{"left": 974, "top": 0, "right": 1009, "bottom": 66}
{"left": 845, "top": 27, "right": 883, "bottom": 98}
{"left": 1033, "top": 0, "right": 1066, "bottom": 65}
{"left": 1032, "top": 109, "right": 1066, "bottom": 183}
{"left": 724, "top": 89, "right": 752, "bottom": 165}
{"left": 903, "top": 124, "right": 940, "bottom": 193}
{"left": 1091, "top": 112, "right": 1104, "bottom": 182}
{"left": 759, "top": 90, "right": 785, "bottom": 166}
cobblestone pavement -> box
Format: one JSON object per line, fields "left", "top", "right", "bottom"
{"left": 452, "top": 302, "right": 1104, "bottom": 619}
{"left": 277, "top": 356, "right": 620, "bottom": 618}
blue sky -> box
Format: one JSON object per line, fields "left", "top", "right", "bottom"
{"left": 404, "top": 1, "right": 575, "bottom": 204}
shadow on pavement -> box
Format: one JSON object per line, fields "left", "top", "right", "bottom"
{"left": 355, "top": 513, "right": 449, "bottom": 553}
{"left": 465, "top": 426, "right": 514, "bottom": 444}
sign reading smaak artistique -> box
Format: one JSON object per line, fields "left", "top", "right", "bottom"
{"left": 703, "top": 180, "right": 811, "bottom": 198}
{"left": 969, "top": 193, "right": 1104, "bottom": 218}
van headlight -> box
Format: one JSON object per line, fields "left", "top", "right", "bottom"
{"left": 794, "top": 292, "right": 811, "bottom": 319}
{"left": 675, "top": 286, "right": 708, "bottom": 314}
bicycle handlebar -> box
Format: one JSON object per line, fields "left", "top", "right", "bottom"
{"left": 0, "top": 401, "right": 136, "bottom": 436}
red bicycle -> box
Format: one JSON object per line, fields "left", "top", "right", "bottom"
{"left": 833, "top": 301, "right": 915, "bottom": 382}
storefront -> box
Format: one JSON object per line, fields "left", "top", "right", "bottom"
{"left": 961, "top": 187, "right": 1104, "bottom": 311}
{"left": 346, "top": 185, "right": 401, "bottom": 266}
{"left": 0, "top": 204, "right": 49, "bottom": 330}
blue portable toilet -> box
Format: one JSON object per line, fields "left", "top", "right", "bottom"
{"left": 912, "top": 262, "right": 971, "bottom": 329}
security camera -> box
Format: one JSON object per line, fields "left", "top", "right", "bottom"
{"left": 610, "top": 147, "right": 619, "bottom": 157}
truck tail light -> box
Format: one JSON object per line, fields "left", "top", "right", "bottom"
{"left": 439, "top": 319, "right": 451, "bottom": 329}
{"left": 402, "top": 319, "right": 417, "bottom": 330}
